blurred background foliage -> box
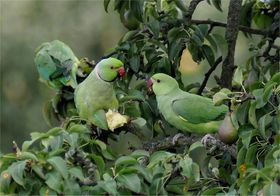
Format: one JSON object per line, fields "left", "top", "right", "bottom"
{"left": 0, "top": 0, "right": 254, "bottom": 153}
{"left": 1, "top": 0, "right": 126, "bottom": 153}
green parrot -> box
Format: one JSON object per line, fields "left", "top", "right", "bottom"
{"left": 34, "top": 40, "right": 79, "bottom": 89}
{"left": 148, "top": 73, "right": 228, "bottom": 134}
{"left": 74, "top": 58, "right": 125, "bottom": 130}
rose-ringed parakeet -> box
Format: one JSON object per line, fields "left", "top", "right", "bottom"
{"left": 34, "top": 40, "right": 79, "bottom": 89}
{"left": 148, "top": 73, "right": 228, "bottom": 134}
{"left": 74, "top": 58, "right": 125, "bottom": 130}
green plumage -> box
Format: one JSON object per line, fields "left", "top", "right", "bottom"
{"left": 74, "top": 58, "right": 124, "bottom": 130}
{"left": 151, "top": 73, "right": 228, "bottom": 134}
{"left": 34, "top": 40, "right": 79, "bottom": 89}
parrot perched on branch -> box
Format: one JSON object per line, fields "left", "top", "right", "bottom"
{"left": 148, "top": 73, "right": 228, "bottom": 134}
{"left": 74, "top": 58, "right": 126, "bottom": 130}
{"left": 34, "top": 40, "right": 79, "bottom": 89}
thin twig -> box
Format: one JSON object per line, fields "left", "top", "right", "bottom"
{"left": 198, "top": 56, "right": 223, "bottom": 95}
{"left": 191, "top": 19, "right": 274, "bottom": 36}
{"left": 101, "top": 51, "right": 118, "bottom": 59}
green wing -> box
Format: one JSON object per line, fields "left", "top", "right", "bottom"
{"left": 172, "top": 93, "right": 228, "bottom": 124}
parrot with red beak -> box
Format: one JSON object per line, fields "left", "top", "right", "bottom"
{"left": 147, "top": 73, "right": 228, "bottom": 134}
{"left": 74, "top": 58, "right": 125, "bottom": 130}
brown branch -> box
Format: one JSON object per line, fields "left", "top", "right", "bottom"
{"left": 143, "top": 133, "right": 237, "bottom": 159}
{"left": 101, "top": 51, "right": 118, "bottom": 59}
{"left": 143, "top": 133, "right": 196, "bottom": 153}
{"left": 191, "top": 19, "right": 274, "bottom": 36}
{"left": 198, "top": 56, "right": 223, "bottom": 95}
{"left": 220, "top": 0, "right": 243, "bottom": 89}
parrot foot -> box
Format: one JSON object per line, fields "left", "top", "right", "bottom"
{"left": 201, "top": 134, "right": 216, "bottom": 147}
{"left": 201, "top": 134, "right": 219, "bottom": 153}
{"left": 172, "top": 133, "right": 186, "bottom": 145}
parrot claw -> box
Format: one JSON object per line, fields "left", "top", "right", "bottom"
{"left": 172, "top": 133, "right": 186, "bottom": 145}
{"left": 201, "top": 134, "right": 216, "bottom": 147}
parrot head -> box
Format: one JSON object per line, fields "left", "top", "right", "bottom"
{"left": 148, "top": 73, "right": 179, "bottom": 95}
{"left": 96, "top": 57, "right": 125, "bottom": 82}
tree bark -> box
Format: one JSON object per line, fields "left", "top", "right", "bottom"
{"left": 220, "top": 0, "right": 243, "bottom": 89}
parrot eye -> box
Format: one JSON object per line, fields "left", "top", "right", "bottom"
{"left": 157, "top": 79, "right": 161, "bottom": 83}
{"left": 110, "top": 66, "right": 114, "bottom": 69}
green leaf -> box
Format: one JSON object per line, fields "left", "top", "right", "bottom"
{"left": 245, "top": 144, "right": 257, "bottom": 163}
{"left": 237, "top": 146, "right": 247, "bottom": 168}
{"left": 233, "top": 67, "right": 243, "bottom": 86}
{"left": 90, "top": 154, "right": 105, "bottom": 174}
{"left": 148, "top": 151, "right": 174, "bottom": 168}
{"left": 130, "top": 55, "right": 140, "bottom": 73}
{"left": 174, "top": 0, "right": 188, "bottom": 12}
{"left": 45, "top": 171, "right": 63, "bottom": 193}
{"left": 69, "top": 167, "right": 85, "bottom": 181}
{"left": 205, "top": 34, "right": 218, "bottom": 52}
{"left": 192, "top": 162, "right": 200, "bottom": 182}
{"left": 32, "top": 165, "right": 45, "bottom": 180}
{"left": 65, "top": 133, "right": 79, "bottom": 147}
{"left": 117, "top": 166, "right": 138, "bottom": 175}
{"left": 212, "top": 0, "right": 222, "bottom": 12}
{"left": 131, "top": 150, "right": 150, "bottom": 159}
{"left": 202, "top": 187, "right": 224, "bottom": 195}
{"left": 92, "top": 139, "right": 107, "bottom": 151}
{"left": 47, "top": 156, "right": 68, "bottom": 179}
{"left": 22, "top": 131, "right": 47, "bottom": 151}
{"left": 39, "top": 186, "right": 57, "bottom": 196}
{"left": 258, "top": 113, "right": 273, "bottom": 138}
{"left": 239, "top": 127, "right": 257, "bottom": 149}
{"left": 202, "top": 44, "right": 215, "bottom": 66}
{"left": 262, "top": 182, "right": 280, "bottom": 196}
{"left": 115, "top": 156, "right": 137, "bottom": 168}
{"left": 263, "top": 82, "right": 276, "bottom": 102}
{"left": 63, "top": 178, "right": 81, "bottom": 195}
{"left": 179, "top": 156, "right": 193, "bottom": 178}
{"left": 212, "top": 33, "right": 227, "bottom": 58}
{"left": 99, "top": 173, "right": 118, "bottom": 195}
{"left": 213, "top": 91, "right": 229, "bottom": 106}
{"left": 248, "top": 101, "right": 258, "bottom": 128}
{"left": 117, "top": 173, "right": 141, "bottom": 193}
{"left": 236, "top": 101, "right": 250, "bottom": 125}
{"left": 18, "top": 151, "right": 38, "bottom": 161}
{"left": 104, "top": 0, "right": 110, "bottom": 12}
{"left": 8, "top": 160, "right": 27, "bottom": 187}
{"left": 191, "top": 34, "right": 203, "bottom": 47}
{"left": 130, "top": 165, "right": 152, "bottom": 183}
{"left": 188, "top": 141, "right": 204, "bottom": 153}
{"left": 68, "top": 124, "right": 90, "bottom": 133}
{"left": 253, "top": 12, "right": 273, "bottom": 29}
{"left": 252, "top": 89, "right": 266, "bottom": 109}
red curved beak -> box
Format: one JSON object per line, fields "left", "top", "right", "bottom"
{"left": 118, "top": 67, "right": 125, "bottom": 78}
{"left": 147, "top": 78, "right": 153, "bottom": 94}
{"left": 147, "top": 79, "right": 153, "bottom": 88}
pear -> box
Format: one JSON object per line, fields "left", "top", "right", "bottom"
{"left": 218, "top": 112, "right": 238, "bottom": 144}
{"left": 121, "top": 10, "right": 140, "bottom": 30}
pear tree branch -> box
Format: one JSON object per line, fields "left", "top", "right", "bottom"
{"left": 220, "top": 0, "right": 243, "bottom": 89}
{"left": 198, "top": 56, "right": 223, "bottom": 95}
{"left": 143, "top": 133, "right": 237, "bottom": 159}
{"left": 191, "top": 19, "right": 274, "bottom": 36}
